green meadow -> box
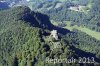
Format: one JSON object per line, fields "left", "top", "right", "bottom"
{"left": 51, "top": 20, "right": 100, "bottom": 40}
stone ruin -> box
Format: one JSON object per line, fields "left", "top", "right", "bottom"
{"left": 50, "top": 30, "right": 58, "bottom": 40}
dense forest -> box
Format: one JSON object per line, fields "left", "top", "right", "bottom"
{"left": 0, "top": 6, "right": 79, "bottom": 66}
{"left": 33, "top": 0, "right": 100, "bottom": 32}
{"left": 0, "top": 6, "right": 100, "bottom": 66}
{"left": 0, "top": 0, "right": 100, "bottom": 66}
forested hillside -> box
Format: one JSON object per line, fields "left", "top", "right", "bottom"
{"left": 0, "top": 1, "right": 100, "bottom": 66}
{"left": 33, "top": 0, "right": 100, "bottom": 32}
{"left": 0, "top": 6, "right": 80, "bottom": 66}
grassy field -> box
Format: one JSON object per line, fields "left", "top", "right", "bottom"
{"left": 51, "top": 20, "right": 100, "bottom": 40}
{"left": 65, "top": 25, "right": 100, "bottom": 40}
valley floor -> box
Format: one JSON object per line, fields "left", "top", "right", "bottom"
{"left": 51, "top": 20, "right": 100, "bottom": 40}
{"left": 65, "top": 25, "right": 100, "bottom": 40}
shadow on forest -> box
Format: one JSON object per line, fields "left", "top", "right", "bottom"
{"left": 22, "top": 11, "right": 72, "bottom": 35}
{"left": 0, "top": 2, "right": 9, "bottom": 10}
{"left": 22, "top": 11, "right": 100, "bottom": 63}
{"left": 71, "top": 45, "right": 100, "bottom": 63}
{"left": 19, "top": 8, "right": 100, "bottom": 65}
